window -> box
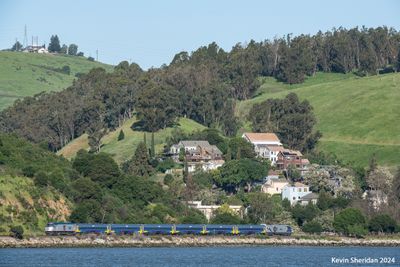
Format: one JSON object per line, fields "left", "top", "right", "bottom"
{"left": 298, "top": 188, "right": 302, "bottom": 192}
{"left": 293, "top": 197, "right": 296, "bottom": 200}
{"left": 304, "top": 188, "right": 308, "bottom": 192}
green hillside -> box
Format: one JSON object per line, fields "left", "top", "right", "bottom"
{"left": 58, "top": 117, "right": 206, "bottom": 163}
{"left": 0, "top": 51, "right": 113, "bottom": 110}
{"left": 237, "top": 72, "right": 400, "bottom": 167}
{"left": 0, "top": 175, "right": 71, "bottom": 236}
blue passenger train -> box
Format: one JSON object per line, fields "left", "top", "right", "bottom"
{"left": 45, "top": 222, "right": 292, "bottom": 236}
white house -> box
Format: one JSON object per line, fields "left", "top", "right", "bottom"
{"left": 242, "top": 132, "right": 283, "bottom": 165}
{"left": 282, "top": 182, "right": 318, "bottom": 205}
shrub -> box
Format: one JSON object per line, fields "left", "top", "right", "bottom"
{"left": 61, "top": 65, "right": 71, "bottom": 75}
{"left": 117, "top": 130, "right": 125, "bottom": 141}
{"left": 333, "top": 208, "right": 366, "bottom": 236}
{"left": 369, "top": 214, "right": 397, "bottom": 233}
{"left": 34, "top": 171, "right": 49, "bottom": 187}
{"left": 164, "top": 174, "right": 174, "bottom": 186}
{"left": 10, "top": 225, "right": 24, "bottom": 239}
{"left": 22, "top": 166, "right": 36, "bottom": 177}
{"left": 211, "top": 212, "right": 242, "bottom": 225}
{"left": 348, "top": 224, "right": 368, "bottom": 238}
{"left": 302, "top": 221, "right": 323, "bottom": 234}
{"left": 157, "top": 158, "right": 175, "bottom": 173}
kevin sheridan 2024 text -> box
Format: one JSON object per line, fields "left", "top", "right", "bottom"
{"left": 332, "top": 257, "right": 396, "bottom": 264}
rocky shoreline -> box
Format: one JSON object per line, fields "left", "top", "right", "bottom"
{"left": 1, "top": 235, "right": 400, "bottom": 248}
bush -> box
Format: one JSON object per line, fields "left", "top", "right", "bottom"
{"left": 211, "top": 212, "right": 242, "bottom": 225}
{"left": 10, "top": 225, "right": 24, "bottom": 239}
{"left": 164, "top": 174, "right": 174, "bottom": 186}
{"left": 88, "top": 56, "right": 95, "bottom": 62}
{"left": 22, "top": 165, "right": 36, "bottom": 177}
{"left": 302, "top": 221, "right": 323, "bottom": 234}
{"left": 61, "top": 65, "right": 71, "bottom": 75}
{"left": 117, "top": 130, "right": 125, "bottom": 141}
{"left": 369, "top": 214, "right": 397, "bottom": 233}
{"left": 156, "top": 158, "right": 175, "bottom": 173}
{"left": 348, "top": 224, "right": 368, "bottom": 238}
{"left": 333, "top": 208, "right": 366, "bottom": 236}
{"left": 34, "top": 171, "right": 50, "bottom": 187}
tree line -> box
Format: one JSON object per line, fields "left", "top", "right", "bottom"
{"left": 9, "top": 34, "right": 84, "bottom": 57}
{"left": 1, "top": 26, "right": 399, "bottom": 151}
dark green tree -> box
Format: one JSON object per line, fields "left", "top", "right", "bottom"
{"left": 368, "top": 214, "right": 397, "bottom": 233}
{"left": 397, "top": 47, "right": 400, "bottom": 71}
{"left": 69, "top": 199, "right": 103, "bottom": 223}
{"left": 11, "top": 41, "right": 23, "bottom": 51}
{"left": 333, "top": 208, "right": 366, "bottom": 236}
{"left": 72, "top": 150, "right": 120, "bottom": 188}
{"left": 227, "top": 137, "right": 256, "bottom": 160}
{"left": 250, "top": 93, "right": 320, "bottom": 152}
{"left": 136, "top": 82, "right": 179, "bottom": 131}
{"left": 211, "top": 211, "right": 242, "bottom": 224}
{"left": 246, "top": 193, "right": 278, "bottom": 223}
{"left": 60, "top": 44, "right": 68, "bottom": 54}
{"left": 215, "top": 159, "right": 268, "bottom": 193}
{"left": 48, "top": 35, "right": 61, "bottom": 52}
{"left": 163, "top": 174, "right": 174, "bottom": 186}
{"left": 302, "top": 221, "right": 323, "bottom": 234}
{"left": 123, "top": 142, "right": 154, "bottom": 177}
{"left": 117, "top": 130, "right": 125, "bottom": 141}
{"left": 68, "top": 44, "right": 78, "bottom": 56}
{"left": 150, "top": 132, "right": 155, "bottom": 158}
{"left": 10, "top": 225, "right": 24, "bottom": 239}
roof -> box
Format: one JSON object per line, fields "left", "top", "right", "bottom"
{"left": 301, "top": 159, "right": 310, "bottom": 165}
{"left": 180, "top": 140, "right": 211, "bottom": 147}
{"left": 300, "top": 192, "right": 319, "bottom": 200}
{"left": 267, "top": 145, "right": 285, "bottom": 152}
{"left": 201, "top": 145, "right": 222, "bottom": 155}
{"left": 281, "top": 149, "right": 303, "bottom": 157}
{"left": 294, "top": 182, "right": 307, "bottom": 187}
{"left": 243, "top": 133, "right": 281, "bottom": 143}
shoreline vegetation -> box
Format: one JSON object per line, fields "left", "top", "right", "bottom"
{"left": 1, "top": 235, "right": 400, "bottom": 248}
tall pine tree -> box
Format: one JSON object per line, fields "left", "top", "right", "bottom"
{"left": 150, "top": 132, "right": 155, "bottom": 158}
{"left": 123, "top": 142, "right": 154, "bottom": 177}
{"left": 48, "top": 35, "right": 61, "bottom": 53}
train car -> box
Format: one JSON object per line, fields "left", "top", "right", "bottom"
{"left": 175, "top": 224, "right": 204, "bottom": 235}
{"left": 76, "top": 223, "right": 108, "bottom": 234}
{"left": 110, "top": 224, "right": 141, "bottom": 235}
{"left": 45, "top": 222, "right": 77, "bottom": 235}
{"left": 141, "top": 224, "right": 173, "bottom": 235}
{"left": 206, "top": 224, "right": 238, "bottom": 235}
{"left": 237, "top": 224, "right": 265, "bottom": 235}
{"left": 263, "top": 224, "right": 292, "bottom": 236}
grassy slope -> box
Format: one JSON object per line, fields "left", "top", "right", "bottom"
{"left": 0, "top": 51, "right": 113, "bottom": 110}
{"left": 0, "top": 175, "right": 71, "bottom": 235}
{"left": 58, "top": 117, "right": 206, "bottom": 164}
{"left": 237, "top": 72, "right": 400, "bottom": 167}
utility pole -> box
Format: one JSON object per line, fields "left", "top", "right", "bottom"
{"left": 96, "top": 49, "right": 98, "bottom": 61}
{"left": 23, "top": 25, "right": 28, "bottom": 48}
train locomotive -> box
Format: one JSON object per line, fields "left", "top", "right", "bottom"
{"left": 45, "top": 222, "right": 292, "bottom": 236}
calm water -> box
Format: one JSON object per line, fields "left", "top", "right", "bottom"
{"left": 0, "top": 246, "right": 399, "bottom": 267}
